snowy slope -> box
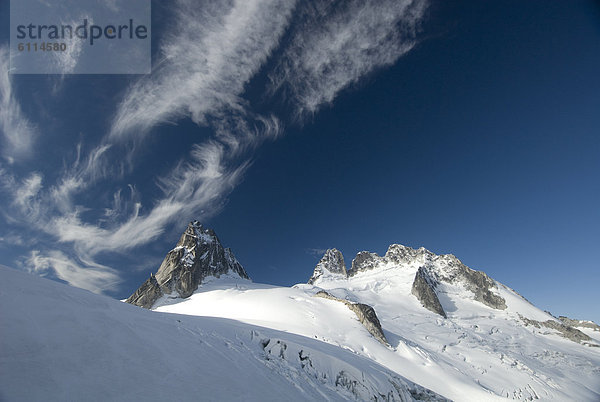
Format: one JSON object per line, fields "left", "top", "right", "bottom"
{"left": 0, "top": 265, "right": 444, "bottom": 402}
{"left": 154, "top": 252, "right": 600, "bottom": 401}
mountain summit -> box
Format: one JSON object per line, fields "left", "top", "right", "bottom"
{"left": 308, "top": 248, "right": 347, "bottom": 284}
{"left": 308, "top": 244, "right": 507, "bottom": 319}
{"left": 126, "top": 221, "right": 249, "bottom": 308}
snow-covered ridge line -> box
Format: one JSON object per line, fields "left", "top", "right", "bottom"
{"left": 309, "top": 244, "right": 599, "bottom": 346}
{"left": 309, "top": 244, "right": 508, "bottom": 318}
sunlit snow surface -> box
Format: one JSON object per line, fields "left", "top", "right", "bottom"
{"left": 0, "top": 266, "right": 444, "bottom": 401}
{"left": 155, "top": 264, "right": 600, "bottom": 401}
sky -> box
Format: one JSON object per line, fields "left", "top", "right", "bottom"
{"left": 0, "top": 1, "right": 599, "bottom": 323}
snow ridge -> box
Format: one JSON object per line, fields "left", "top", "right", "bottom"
{"left": 309, "top": 244, "right": 507, "bottom": 315}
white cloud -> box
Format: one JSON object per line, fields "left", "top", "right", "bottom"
{"left": 26, "top": 250, "right": 121, "bottom": 294}
{"left": 49, "top": 138, "right": 250, "bottom": 257}
{"left": 307, "top": 248, "right": 328, "bottom": 257}
{"left": 0, "top": 46, "right": 37, "bottom": 163}
{"left": 51, "top": 0, "right": 290, "bottom": 202}
{"left": 110, "top": 0, "right": 296, "bottom": 140}
{"left": 50, "top": 175, "right": 85, "bottom": 214}
{"left": 0, "top": 234, "right": 26, "bottom": 247}
{"left": 13, "top": 173, "right": 43, "bottom": 212}
{"left": 269, "top": 0, "right": 427, "bottom": 118}
{"left": 49, "top": 15, "right": 88, "bottom": 74}
{"left": 0, "top": 170, "right": 45, "bottom": 221}
{"left": 26, "top": 0, "right": 292, "bottom": 267}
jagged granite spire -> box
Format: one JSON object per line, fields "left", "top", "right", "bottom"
{"left": 308, "top": 248, "right": 347, "bottom": 284}
{"left": 126, "top": 221, "right": 249, "bottom": 308}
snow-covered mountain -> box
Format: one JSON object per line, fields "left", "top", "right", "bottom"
{"left": 148, "top": 224, "right": 600, "bottom": 401}
{"left": 2, "top": 222, "right": 599, "bottom": 401}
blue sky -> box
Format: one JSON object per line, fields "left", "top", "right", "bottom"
{"left": 0, "top": 1, "right": 599, "bottom": 323}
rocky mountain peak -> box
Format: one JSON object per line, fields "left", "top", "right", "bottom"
{"left": 126, "top": 222, "right": 249, "bottom": 309}
{"left": 308, "top": 248, "right": 347, "bottom": 285}
{"left": 308, "top": 244, "right": 508, "bottom": 318}
{"left": 348, "top": 251, "right": 382, "bottom": 276}
{"left": 384, "top": 244, "right": 432, "bottom": 265}
{"left": 176, "top": 221, "right": 217, "bottom": 249}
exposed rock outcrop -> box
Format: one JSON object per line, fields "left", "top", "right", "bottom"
{"left": 348, "top": 251, "right": 382, "bottom": 276}
{"left": 410, "top": 257, "right": 506, "bottom": 316}
{"left": 127, "top": 221, "right": 249, "bottom": 308}
{"left": 309, "top": 245, "right": 507, "bottom": 316}
{"left": 422, "top": 254, "right": 507, "bottom": 311}
{"left": 519, "top": 314, "right": 596, "bottom": 345}
{"left": 308, "top": 249, "right": 347, "bottom": 284}
{"left": 557, "top": 316, "right": 600, "bottom": 332}
{"left": 126, "top": 274, "right": 162, "bottom": 309}
{"left": 384, "top": 244, "right": 432, "bottom": 265}
{"left": 315, "top": 291, "right": 388, "bottom": 345}
{"left": 411, "top": 267, "right": 446, "bottom": 318}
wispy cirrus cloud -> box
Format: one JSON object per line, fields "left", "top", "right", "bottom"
{"left": 12, "top": 173, "right": 43, "bottom": 212}
{"left": 0, "top": 128, "right": 257, "bottom": 293}
{"left": 110, "top": 0, "right": 296, "bottom": 141}
{"left": 23, "top": 0, "right": 292, "bottom": 272}
{"left": 0, "top": 234, "right": 27, "bottom": 247}
{"left": 270, "top": 0, "right": 427, "bottom": 118}
{"left": 50, "top": 140, "right": 250, "bottom": 257}
{"left": 306, "top": 248, "right": 328, "bottom": 257}
{"left": 54, "top": 0, "right": 291, "bottom": 203}
{"left": 0, "top": 46, "right": 37, "bottom": 163}
{"left": 0, "top": 169, "right": 44, "bottom": 223}
{"left": 26, "top": 250, "right": 121, "bottom": 294}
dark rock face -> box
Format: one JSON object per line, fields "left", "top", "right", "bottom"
{"left": 384, "top": 244, "right": 431, "bottom": 265}
{"left": 520, "top": 315, "right": 595, "bottom": 345}
{"left": 411, "top": 267, "right": 446, "bottom": 318}
{"left": 308, "top": 249, "right": 347, "bottom": 285}
{"left": 558, "top": 316, "right": 600, "bottom": 332}
{"left": 543, "top": 321, "right": 593, "bottom": 344}
{"left": 346, "top": 303, "right": 388, "bottom": 345}
{"left": 348, "top": 251, "right": 381, "bottom": 276}
{"left": 126, "top": 221, "right": 249, "bottom": 309}
{"left": 438, "top": 255, "right": 507, "bottom": 310}
{"left": 315, "top": 290, "right": 388, "bottom": 345}
{"left": 462, "top": 269, "right": 505, "bottom": 309}
{"left": 125, "top": 274, "right": 162, "bottom": 309}
{"left": 409, "top": 256, "right": 507, "bottom": 317}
